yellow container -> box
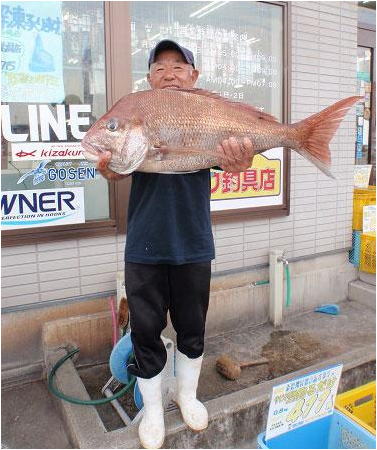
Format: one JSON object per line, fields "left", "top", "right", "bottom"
{"left": 335, "top": 381, "right": 376, "bottom": 435}
{"left": 353, "top": 186, "right": 376, "bottom": 230}
{"left": 360, "top": 232, "right": 376, "bottom": 273}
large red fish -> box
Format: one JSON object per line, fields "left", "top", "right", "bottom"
{"left": 81, "top": 89, "right": 361, "bottom": 178}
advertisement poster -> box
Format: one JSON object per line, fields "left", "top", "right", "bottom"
{"left": 354, "top": 165, "right": 372, "bottom": 188}
{"left": 265, "top": 364, "right": 343, "bottom": 441}
{"left": 1, "top": 1, "right": 65, "bottom": 103}
{"left": 210, "top": 147, "right": 283, "bottom": 211}
{"left": 363, "top": 205, "right": 376, "bottom": 233}
{"left": 11, "top": 142, "right": 85, "bottom": 162}
{"left": 1, "top": 187, "right": 85, "bottom": 229}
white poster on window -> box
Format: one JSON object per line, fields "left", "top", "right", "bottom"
{"left": 210, "top": 147, "right": 284, "bottom": 210}
{"left": 1, "top": 187, "right": 85, "bottom": 229}
{"left": 1, "top": 1, "right": 65, "bottom": 103}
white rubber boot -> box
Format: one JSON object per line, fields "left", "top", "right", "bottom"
{"left": 174, "top": 350, "right": 208, "bottom": 431}
{"left": 137, "top": 373, "right": 165, "bottom": 449}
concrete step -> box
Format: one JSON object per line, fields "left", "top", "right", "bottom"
{"left": 348, "top": 279, "right": 376, "bottom": 309}
{"left": 360, "top": 271, "right": 376, "bottom": 286}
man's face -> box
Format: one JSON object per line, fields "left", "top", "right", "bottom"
{"left": 147, "top": 49, "right": 199, "bottom": 90}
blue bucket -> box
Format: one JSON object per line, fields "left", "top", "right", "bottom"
{"left": 257, "top": 410, "right": 375, "bottom": 449}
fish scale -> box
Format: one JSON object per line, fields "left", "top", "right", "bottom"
{"left": 81, "top": 89, "right": 361, "bottom": 177}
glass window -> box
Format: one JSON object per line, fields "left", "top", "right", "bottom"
{"left": 1, "top": 1, "right": 108, "bottom": 230}
{"left": 355, "top": 46, "right": 373, "bottom": 165}
{"left": 129, "top": 1, "right": 285, "bottom": 213}
{"left": 130, "top": 2, "right": 283, "bottom": 120}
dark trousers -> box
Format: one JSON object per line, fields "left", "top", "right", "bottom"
{"left": 124, "top": 261, "right": 211, "bottom": 379}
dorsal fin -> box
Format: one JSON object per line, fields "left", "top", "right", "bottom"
{"left": 175, "top": 88, "right": 278, "bottom": 122}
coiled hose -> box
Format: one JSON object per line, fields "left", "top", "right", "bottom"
{"left": 47, "top": 347, "right": 135, "bottom": 405}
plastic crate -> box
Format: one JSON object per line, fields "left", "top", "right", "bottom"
{"left": 257, "top": 410, "right": 376, "bottom": 449}
{"left": 353, "top": 187, "right": 376, "bottom": 231}
{"left": 359, "top": 232, "right": 376, "bottom": 274}
{"left": 335, "top": 381, "right": 376, "bottom": 436}
{"left": 349, "top": 230, "right": 362, "bottom": 266}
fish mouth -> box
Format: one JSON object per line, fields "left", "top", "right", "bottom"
{"left": 81, "top": 141, "right": 103, "bottom": 163}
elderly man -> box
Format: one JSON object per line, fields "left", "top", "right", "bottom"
{"left": 98, "top": 40, "right": 254, "bottom": 449}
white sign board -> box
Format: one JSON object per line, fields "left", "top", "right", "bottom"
{"left": 11, "top": 142, "right": 85, "bottom": 161}
{"left": 265, "top": 364, "right": 343, "bottom": 441}
{"left": 2, "top": 1, "right": 65, "bottom": 103}
{"left": 363, "top": 205, "right": 376, "bottom": 233}
{"left": 1, "top": 187, "right": 85, "bottom": 229}
{"left": 354, "top": 165, "right": 372, "bottom": 189}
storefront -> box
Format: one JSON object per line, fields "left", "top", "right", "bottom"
{"left": 1, "top": 1, "right": 290, "bottom": 246}
{"left": 1, "top": 1, "right": 374, "bottom": 383}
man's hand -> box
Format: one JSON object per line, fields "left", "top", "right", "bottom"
{"left": 97, "top": 151, "right": 129, "bottom": 181}
{"left": 217, "top": 137, "right": 255, "bottom": 173}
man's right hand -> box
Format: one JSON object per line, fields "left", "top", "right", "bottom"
{"left": 97, "top": 151, "right": 129, "bottom": 181}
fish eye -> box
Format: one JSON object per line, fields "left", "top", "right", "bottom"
{"left": 106, "top": 118, "right": 118, "bottom": 132}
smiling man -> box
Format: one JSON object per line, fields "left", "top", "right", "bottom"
{"left": 97, "top": 40, "right": 254, "bottom": 449}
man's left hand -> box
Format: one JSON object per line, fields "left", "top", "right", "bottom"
{"left": 217, "top": 137, "right": 255, "bottom": 173}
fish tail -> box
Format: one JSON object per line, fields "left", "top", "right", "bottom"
{"left": 292, "top": 96, "right": 362, "bottom": 178}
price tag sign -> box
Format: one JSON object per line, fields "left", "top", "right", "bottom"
{"left": 265, "top": 364, "right": 343, "bottom": 441}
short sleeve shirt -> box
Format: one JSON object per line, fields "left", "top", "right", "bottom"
{"left": 125, "top": 169, "right": 215, "bottom": 265}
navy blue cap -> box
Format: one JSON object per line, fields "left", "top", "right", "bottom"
{"left": 148, "top": 40, "right": 195, "bottom": 69}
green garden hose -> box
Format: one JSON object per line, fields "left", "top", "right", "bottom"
{"left": 47, "top": 347, "right": 135, "bottom": 405}
{"left": 251, "top": 262, "right": 292, "bottom": 307}
{"left": 285, "top": 263, "right": 292, "bottom": 307}
{"left": 252, "top": 279, "right": 270, "bottom": 286}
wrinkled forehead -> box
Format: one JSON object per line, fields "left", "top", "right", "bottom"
{"left": 152, "top": 49, "right": 187, "bottom": 65}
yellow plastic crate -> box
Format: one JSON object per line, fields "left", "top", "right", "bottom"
{"left": 353, "top": 186, "right": 376, "bottom": 230}
{"left": 335, "top": 381, "right": 376, "bottom": 435}
{"left": 360, "top": 232, "right": 376, "bottom": 274}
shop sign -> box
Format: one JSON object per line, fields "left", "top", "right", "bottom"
{"left": 210, "top": 147, "right": 283, "bottom": 211}
{"left": 1, "top": 187, "right": 85, "bottom": 229}
{"left": 11, "top": 142, "right": 84, "bottom": 161}
{"left": 2, "top": 103, "right": 91, "bottom": 163}
{"left": 17, "top": 160, "right": 96, "bottom": 185}
{"left": 363, "top": 205, "right": 376, "bottom": 233}
{"left": 265, "top": 364, "right": 343, "bottom": 441}
{"left": 2, "top": 103, "right": 91, "bottom": 160}
{"left": 1, "top": 1, "right": 65, "bottom": 103}
{"left": 354, "top": 165, "right": 372, "bottom": 188}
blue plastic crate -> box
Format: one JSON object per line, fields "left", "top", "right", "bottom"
{"left": 349, "top": 230, "right": 362, "bottom": 266}
{"left": 257, "top": 410, "right": 376, "bottom": 449}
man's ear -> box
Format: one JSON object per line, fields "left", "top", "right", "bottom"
{"left": 147, "top": 72, "right": 152, "bottom": 87}
{"left": 191, "top": 69, "right": 199, "bottom": 84}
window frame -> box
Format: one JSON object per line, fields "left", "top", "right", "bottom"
{"left": 2, "top": 2, "right": 131, "bottom": 247}
{"left": 357, "top": 12, "right": 376, "bottom": 183}
{"left": 210, "top": 0, "right": 291, "bottom": 224}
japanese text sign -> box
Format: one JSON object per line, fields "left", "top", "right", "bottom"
{"left": 265, "top": 364, "right": 343, "bottom": 441}
{"left": 2, "top": 1, "right": 65, "bottom": 103}
{"left": 210, "top": 147, "right": 283, "bottom": 211}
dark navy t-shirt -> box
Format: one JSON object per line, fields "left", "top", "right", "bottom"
{"left": 125, "top": 169, "right": 215, "bottom": 265}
